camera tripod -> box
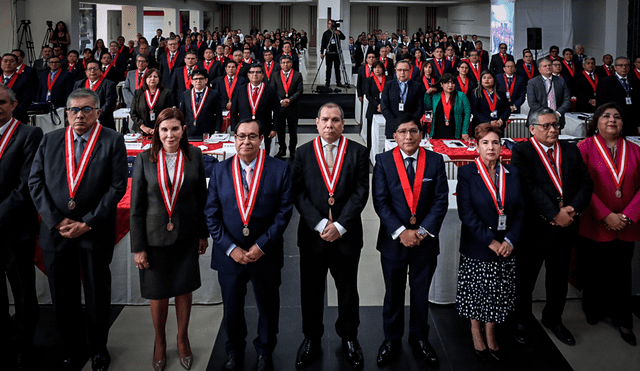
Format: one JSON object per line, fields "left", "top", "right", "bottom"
{"left": 17, "top": 20, "right": 36, "bottom": 66}
{"left": 311, "top": 27, "right": 352, "bottom": 92}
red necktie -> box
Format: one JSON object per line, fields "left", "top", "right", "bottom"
{"left": 252, "top": 87, "right": 258, "bottom": 100}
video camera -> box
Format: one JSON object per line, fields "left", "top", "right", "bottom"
{"left": 330, "top": 19, "right": 343, "bottom": 31}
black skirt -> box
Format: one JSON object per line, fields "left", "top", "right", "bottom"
{"left": 139, "top": 238, "right": 201, "bottom": 300}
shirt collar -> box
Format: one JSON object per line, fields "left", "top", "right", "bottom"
{"left": 400, "top": 148, "right": 419, "bottom": 160}
{"left": 616, "top": 72, "right": 627, "bottom": 80}
{"left": 0, "top": 118, "right": 14, "bottom": 136}
{"left": 73, "top": 127, "right": 94, "bottom": 142}
{"left": 239, "top": 157, "right": 257, "bottom": 169}
{"left": 320, "top": 136, "right": 340, "bottom": 148}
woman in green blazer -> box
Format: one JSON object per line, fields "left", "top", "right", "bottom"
{"left": 424, "top": 73, "right": 472, "bottom": 140}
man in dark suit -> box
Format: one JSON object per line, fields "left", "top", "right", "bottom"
{"left": 199, "top": 48, "right": 222, "bottom": 84}
{"left": 107, "top": 41, "right": 127, "bottom": 79}
{"left": 64, "top": 50, "right": 86, "bottom": 82}
{"left": 526, "top": 57, "right": 571, "bottom": 129}
{"left": 122, "top": 54, "right": 149, "bottom": 107}
{"left": 261, "top": 50, "right": 280, "bottom": 84}
{"left": 257, "top": 38, "right": 276, "bottom": 63}
{"left": 36, "top": 55, "right": 73, "bottom": 107}
{"left": 33, "top": 46, "right": 53, "bottom": 75}
{"left": 496, "top": 61, "right": 526, "bottom": 113}
{"left": 467, "top": 50, "right": 484, "bottom": 84}
{"left": 381, "top": 60, "right": 425, "bottom": 138}
{"left": 431, "top": 47, "right": 446, "bottom": 79}
{"left": 444, "top": 45, "right": 460, "bottom": 74}
{"left": 320, "top": 20, "right": 346, "bottom": 87}
{"left": 292, "top": 103, "right": 369, "bottom": 370}
{"left": 271, "top": 55, "right": 303, "bottom": 158}
{"left": 213, "top": 60, "right": 246, "bottom": 113}
{"left": 372, "top": 114, "right": 448, "bottom": 366}
{"left": 130, "top": 43, "right": 156, "bottom": 70}
{"left": 170, "top": 51, "right": 199, "bottom": 103}
{"left": 98, "top": 54, "right": 121, "bottom": 84}
{"left": 511, "top": 107, "right": 593, "bottom": 346}
{"left": 206, "top": 119, "right": 293, "bottom": 371}
{"left": 379, "top": 46, "right": 395, "bottom": 77}
{"left": 28, "top": 88, "right": 128, "bottom": 371}
{"left": 596, "top": 56, "right": 640, "bottom": 135}
{"left": 574, "top": 57, "right": 599, "bottom": 113}
{"left": 595, "top": 54, "right": 615, "bottom": 79}
{"left": 474, "top": 41, "right": 490, "bottom": 69}
{"left": 11, "top": 49, "right": 38, "bottom": 87}
{"left": 629, "top": 56, "right": 640, "bottom": 85}
{"left": 73, "top": 60, "right": 117, "bottom": 131}
{"left": 158, "top": 37, "right": 185, "bottom": 89}
{"left": 1, "top": 54, "right": 36, "bottom": 124}
{"left": 0, "top": 85, "right": 43, "bottom": 371}
{"left": 151, "top": 29, "right": 165, "bottom": 48}
{"left": 489, "top": 43, "right": 515, "bottom": 76}
{"left": 354, "top": 38, "right": 377, "bottom": 68}
{"left": 573, "top": 44, "right": 587, "bottom": 66}
{"left": 516, "top": 50, "right": 539, "bottom": 83}
{"left": 230, "top": 64, "right": 280, "bottom": 154}
{"left": 356, "top": 52, "right": 376, "bottom": 103}
{"left": 232, "top": 50, "right": 250, "bottom": 79}
{"left": 179, "top": 69, "right": 223, "bottom": 136}
{"left": 275, "top": 42, "right": 299, "bottom": 72}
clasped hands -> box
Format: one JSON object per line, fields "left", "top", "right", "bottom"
{"left": 489, "top": 239, "right": 513, "bottom": 257}
{"left": 230, "top": 244, "right": 264, "bottom": 265}
{"left": 399, "top": 229, "right": 425, "bottom": 248}
{"left": 55, "top": 217, "right": 91, "bottom": 239}
{"left": 135, "top": 238, "right": 208, "bottom": 269}
{"left": 603, "top": 212, "right": 628, "bottom": 231}
{"left": 550, "top": 206, "right": 576, "bottom": 227}
{"left": 319, "top": 221, "right": 342, "bottom": 243}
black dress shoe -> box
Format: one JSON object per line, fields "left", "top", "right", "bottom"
{"left": 92, "top": 352, "right": 111, "bottom": 371}
{"left": 224, "top": 353, "right": 243, "bottom": 370}
{"left": 541, "top": 320, "right": 576, "bottom": 346}
{"left": 513, "top": 323, "right": 528, "bottom": 344}
{"left": 341, "top": 340, "right": 364, "bottom": 369}
{"left": 257, "top": 354, "right": 273, "bottom": 371}
{"left": 289, "top": 150, "right": 296, "bottom": 158}
{"left": 325, "top": 82, "right": 330, "bottom": 87}
{"left": 376, "top": 340, "right": 401, "bottom": 365}
{"left": 408, "top": 336, "right": 439, "bottom": 364}
{"left": 619, "top": 328, "right": 637, "bottom": 346}
{"left": 336, "top": 82, "right": 345, "bottom": 87}
{"left": 295, "top": 338, "right": 320, "bottom": 368}
{"left": 274, "top": 149, "right": 286, "bottom": 159}
{"left": 488, "top": 348, "right": 502, "bottom": 361}
{"left": 474, "top": 349, "right": 491, "bottom": 362}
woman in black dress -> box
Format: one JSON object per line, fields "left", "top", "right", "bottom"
{"left": 131, "top": 108, "right": 209, "bottom": 371}
{"left": 455, "top": 61, "right": 477, "bottom": 99}
{"left": 50, "top": 21, "right": 70, "bottom": 55}
{"left": 365, "top": 60, "right": 387, "bottom": 151}
{"left": 129, "top": 69, "right": 173, "bottom": 135}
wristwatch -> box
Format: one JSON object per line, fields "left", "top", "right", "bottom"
{"left": 417, "top": 226, "right": 429, "bottom": 238}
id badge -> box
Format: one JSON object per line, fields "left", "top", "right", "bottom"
{"left": 506, "top": 92, "right": 511, "bottom": 99}
{"left": 330, "top": 39, "right": 336, "bottom": 45}
{"left": 150, "top": 112, "right": 156, "bottom": 121}
{"left": 491, "top": 110, "right": 498, "bottom": 118}
{"left": 385, "top": 70, "right": 388, "bottom": 76}
{"left": 379, "top": 92, "right": 382, "bottom": 100}
{"left": 399, "top": 103, "right": 405, "bottom": 111}
{"left": 626, "top": 96, "right": 632, "bottom": 105}
{"left": 497, "top": 214, "right": 507, "bottom": 231}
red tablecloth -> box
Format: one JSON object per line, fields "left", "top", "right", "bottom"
{"left": 429, "top": 139, "right": 512, "bottom": 162}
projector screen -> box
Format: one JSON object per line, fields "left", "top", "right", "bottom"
{"left": 491, "top": 0, "right": 515, "bottom": 55}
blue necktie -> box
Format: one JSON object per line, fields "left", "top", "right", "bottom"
{"left": 400, "top": 82, "right": 407, "bottom": 104}
{"left": 75, "top": 137, "right": 86, "bottom": 167}
{"left": 406, "top": 157, "right": 415, "bottom": 185}
{"left": 196, "top": 92, "right": 203, "bottom": 105}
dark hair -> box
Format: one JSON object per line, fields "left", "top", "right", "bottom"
{"left": 150, "top": 108, "right": 191, "bottom": 162}
{"left": 236, "top": 119, "right": 263, "bottom": 133}
{"left": 68, "top": 50, "right": 79, "bottom": 57}
{"left": 394, "top": 113, "right": 423, "bottom": 132}
{"left": 191, "top": 69, "right": 208, "bottom": 79}
{"left": 587, "top": 102, "right": 625, "bottom": 137}
{"left": 371, "top": 60, "right": 385, "bottom": 71}
{"left": 562, "top": 48, "right": 573, "bottom": 55}
{"left": 420, "top": 60, "right": 434, "bottom": 77}
{"left": 55, "top": 21, "right": 69, "bottom": 34}
{"left": 279, "top": 54, "right": 292, "bottom": 62}
{"left": 438, "top": 72, "right": 456, "bottom": 85}
{"left": 248, "top": 63, "right": 263, "bottom": 73}
{"left": 141, "top": 68, "right": 164, "bottom": 91}
{"left": 1, "top": 53, "right": 17, "bottom": 63}
{"left": 11, "top": 49, "right": 25, "bottom": 58}
{"left": 224, "top": 60, "right": 237, "bottom": 68}
{"left": 85, "top": 59, "right": 100, "bottom": 69}
{"left": 549, "top": 45, "right": 559, "bottom": 52}
{"left": 473, "top": 70, "right": 499, "bottom": 100}
{"left": 474, "top": 123, "right": 502, "bottom": 140}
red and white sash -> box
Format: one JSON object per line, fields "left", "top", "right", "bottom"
{"left": 530, "top": 137, "right": 563, "bottom": 199}
{"left": 392, "top": 147, "right": 426, "bottom": 221}
{"left": 475, "top": 157, "right": 505, "bottom": 214}
{"left": 0, "top": 118, "right": 19, "bottom": 161}
{"left": 157, "top": 149, "right": 185, "bottom": 224}
{"left": 65, "top": 123, "right": 102, "bottom": 202}
{"left": 313, "top": 136, "right": 348, "bottom": 201}
{"left": 593, "top": 134, "right": 627, "bottom": 195}
{"left": 232, "top": 149, "right": 265, "bottom": 228}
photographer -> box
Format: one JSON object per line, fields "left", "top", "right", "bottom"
{"left": 321, "top": 19, "right": 345, "bottom": 87}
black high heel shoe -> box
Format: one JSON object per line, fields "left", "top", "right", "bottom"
{"left": 619, "top": 327, "right": 637, "bottom": 346}
{"left": 474, "top": 348, "right": 491, "bottom": 362}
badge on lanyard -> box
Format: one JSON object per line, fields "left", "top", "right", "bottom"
{"left": 385, "top": 70, "right": 388, "bottom": 76}
{"left": 330, "top": 39, "right": 336, "bottom": 44}
{"left": 498, "top": 214, "right": 507, "bottom": 231}
{"left": 399, "top": 103, "right": 405, "bottom": 111}
{"left": 150, "top": 112, "right": 156, "bottom": 121}
{"left": 506, "top": 92, "right": 511, "bottom": 99}
{"left": 626, "top": 96, "right": 632, "bottom": 105}
{"left": 491, "top": 110, "right": 498, "bottom": 118}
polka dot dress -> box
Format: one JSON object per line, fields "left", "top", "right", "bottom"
{"left": 455, "top": 255, "right": 516, "bottom": 323}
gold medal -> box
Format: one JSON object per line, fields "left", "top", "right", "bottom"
{"left": 445, "top": 120, "right": 450, "bottom": 126}
{"left": 285, "top": 93, "right": 288, "bottom": 97}
{"left": 410, "top": 215, "right": 417, "bottom": 225}
{"left": 616, "top": 188, "right": 622, "bottom": 198}
{"left": 328, "top": 195, "right": 335, "bottom": 205}
{"left": 167, "top": 222, "right": 174, "bottom": 231}
{"left": 252, "top": 115, "right": 255, "bottom": 120}
{"left": 243, "top": 226, "right": 250, "bottom": 236}
{"left": 68, "top": 199, "right": 76, "bottom": 210}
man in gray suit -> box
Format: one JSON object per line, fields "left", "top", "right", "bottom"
{"left": 122, "top": 54, "right": 149, "bottom": 107}
{"left": 526, "top": 57, "right": 571, "bottom": 129}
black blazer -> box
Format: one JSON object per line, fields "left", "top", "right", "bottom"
{"left": 170, "top": 65, "right": 198, "bottom": 102}
{"left": 129, "top": 88, "right": 174, "bottom": 133}
{"left": 489, "top": 53, "right": 515, "bottom": 76}
{"left": 73, "top": 78, "right": 117, "bottom": 130}
{"left": 158, "top": 51, "right": 186, "bottom": 88}
{"left": 574, "top": 71, "right": 599, "bottom": 113}
{"left": 271, "top": 69, "right": 303, "bottom": 112}
{"left": 262, "top": 61, "right": 281, "bottom": 84}
{"left": 28, "top": 125, "right": 129, "bottom": 251}
{"left": 0, "top": 122, "right": 43, "bottom": 242}
{"left": 130, "top": 146, "right": 209, "bottom": 250}
{"left": 292, "top": 138, "right": 370, "bottom": 255}
{"left": 596, "top": 75, "right": 640, "bottom": 135}
{"left": 179, "top": 87, "right": 223, "bottom": 134}
{"left": 198, "top": 60, "right": 223, "bottom": 84}
{"left": 36, "top": 69, "right": 74, "bottom": 107}
{"left": 64, "top": 62, "right": 85, "bottom": 82}
{"left": 356, "top": 65, "right": 374, "bottom": 98}
{"left": 274, "top": 53, "right": 300, "bottom": 72}
{"left": 469, "top": 89, "right": 511, "bottom": 127}
{"left": 515, "top": 61, "right": 539, "bottom": 82}
{"left": 8, "top": 73, "right": 36, "bottom": 124}
{"left": 381, "top": 79, "right": 425, "bottom": 138}
{"left": 230, "top": 83, "right": 281, "bottom": 133}
{"left": 496, "top": 73, "right": 527, "bottom": 112}
{"left": 213, "top": 75, "right": 246, "bottom": 110}
{"left": 365, "top": 76, "right": 385, "bottom": 120}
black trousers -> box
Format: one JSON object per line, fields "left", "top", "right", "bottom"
{"left": 325, "top": 53, "right": 342, "bottom": 84}
{"left": 218, "top": 269, "right": 281, "bottom": 356}
{"left": 1, "top": 238, "right": 39, "bottom": 356}
{"left": 381, "top": 251, "right": 437, "bottom": 342}
{"left": 276, "top": 108, "right": 299, "bottom": 152}
{"left": 300, "top": 245, "right": 361, "bottom": 341}
{"left": 43, "top": 245, "right": 114, "bottom": 355}
{"left": 514, "top": 231, "right": 574, "bottom": 326}
{"left": 579, "top": 237, "right": 635, "bottom": 328}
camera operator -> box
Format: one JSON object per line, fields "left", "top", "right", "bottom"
{"left": 321, "top": 19, "right": 346, "bottom": 87}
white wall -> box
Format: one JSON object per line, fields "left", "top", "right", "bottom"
{"left": 447, "top": 2, "right": 490, "bottom": 38}
{"left": 96, "top": 4, "right": 122, "bottom": 43}
{"left": 572, "top": 0, "right": 606, "bottom": 62}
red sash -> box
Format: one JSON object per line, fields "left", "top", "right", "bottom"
{"left": 475, "top": 157, "right": 506, "bottom": 214}
{"left": 365, "top": 65, "right": 372, "bottom": 78}
{"left": 4, "top": 74, "right": 18, "bottom": 89}
{"left": 483, "top": 89, "right": 497, "bottom": 112}
{"left": 583, "top": 70, "right": 598, "bottom": 91}
{"left": 634, "top": 69, "right": 640, "bottom": 80}
{"left": 47, "top": 70, "right": 62, "bottom": 93}
{"left": 524, "top": 64, "right": 535, "bottom": 80}
{"left": 280, "top": 70, "right": 293, "bottom": 97}
{"left": 313, "top": 136, "right": 348, "bottom": 201}
{"left": 183, "top": 66, "right": 197, "bottom": 90}
{"left": 373, "top": 76, "right": 386, "bottom": 93}
{"left": 380, "top": 57, "right": 388, "bottom": 71}
{"left": 392, "top": 147, "right": 426, "bottom": 221}
{"left": 264, "top": 62, "right": 274, "bottom": 79}
{"left": 434, "top": 59, "right": 445, "bottom": 76}
{"left": 145, "top": 90, "right": 159, "bottom": 111}
{"left": 203, "top": 60, "right": 213, "bottom": 73}
{"left": 593, "top": 134, "right": 627, "bottom": 195}
{"left": 16, "top": 64, "right": 25, "bottom": 74}
{"left": 110, "top": 52, "right": 119, "bottom": 67}
{"left": 225, "top": 75, "right": 238, "bottom": 102}
{"left": 530, "top": 137, "right": 563, "bottom": 199}
{"left": 500, "top": 53, "right": 507, "bottom": 64}
{"left": 562, "top": 60, "right": 575, "bottom": 77}
{"left": 197, "top": 41, "right": 203, "bottom": 49}
{"left": 503, "top": 75, "right": 515, "bottom": 99}
{"left": 0, "top": 118, "right": 19, "bottom": 161}
{"left": 190, "top": 87, "right": 210, "bottom": 122}
{"left": 457, "top": 76, "right": 468, "bottom": 94}
{"left": 448, "top": 56, "right": 456, "bottom": 69}
{"left": 157, "top": 149, "right": 185, "bottom": 226}
{"left": 441, "top": 92, "right": 453, "bottom": 122}
{"left": 65, "top": 123, "right": 102, "bottom": 203}
{"left": 67, "top": 63, "right": 75, "bottom": 73}
{"left": 247, "top": 83, "right": 265, "bottom": 118}
{"left": 604, "top": 65, "right": 613, "bottom": 76}
{"left": 423, "top": 75, "right": 434, "bottom": 90}
{"left": 167, "top": 53, "right": 177, "bottom": 70}
{"left": 232, "top": 149, "right": 265, "bottom": 229}
{"left": 134, "top": 69, "right": 147, "bottom": 90}
{"left": 415, "top": 60, "right": 423, "bottom": 72}
{"left": 85, "top": 73, "right": 107, "bottom": 91}
{"left": 470, "top": 63, "right": 481, "bottom": 80}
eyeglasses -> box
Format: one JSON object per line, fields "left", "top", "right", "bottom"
{"left": 533, "top": 123, "right": 559, "bottom": 130}
{"left": 396, "top": 69, "right": 410, "bottom": 72}
{"left": 247, "top": 71, "right": 262, "bottom": 74}
{"left": 86, "top": 67, "right": 100, "bottom": 71}
{"left": 191, "top": 77, "right": 206, "bottom": 81}
{"left": 396, "top": 129, "right": 420, "bottom": 136}
{"left": 68, "top": 106, "right": 98, "bottom": 114}
{"left": 235, "top": 133, "right": 260, "bottom": 141}
{"left": 48, "top": 61, "right": 61, "bottom": 64}
{"left": 615, "top": 63, "right": 630, "bottom": 67}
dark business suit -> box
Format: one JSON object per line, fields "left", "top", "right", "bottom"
{"left": 443, "top": 56, "right": 460, "bottom": 75}
{"left": 489, "top": 53, "right": 515, "bottom": 76}
{"left": 170, "top": 65, "right": 198, "bottom": 102}
{"left": 262, "top": 61, "right": 281, "bottom": 84}
{"left": 476, "top": 50, "right": 490, "bottom": 70}
{"left": 365, "top": 76, "right": 385, "bottom": 150}
{"left": 64, "top": 62, "right": 85, "bottom": 82}
{"left": 213, "top": 75, "right": 246, "bottom": 109}
{"left": 109, "top": 53, "right": 128, "bottom": 80}
{"left": 381, "top": 79, "right": 425, "bottom": 138}
{"left": 292, "top": 138, "right": 369, "bottom": 341}
{"left": 129, "top": 88, "right": 173, "bottom": 133}
{"left": 372, "top": 148, "right": 448, "bottom": 343}
{"left": 198, "top": 60, "right": 222, "bottom": 84}
{"left": 230, "top": 83, "right": 280, "bottom": 153}
{"left": 28, "top": 125, "right": 128, "bottom": 356}
{"left": 33, "top": 58, "right": 49, "bottom": 75}
{"left": 469, "top": 89, "right": 510, "bottom": 130}
{"left": 516, "top": 61, "right": 539, "bottom": 83}
{"left": 179, "top": 87, "right": 223, "bottom": 135}
{"left": 526, "top": 75, "right": 571, "bottom": 129}
{"left": 596, "top": 74, "right": 640, "bottom": 135}
{"left": 274, "top": 53, "right": 299, "bottom": 72}
{"left": 158, "top": 51, "right": 186, "bottom": 89}
{"left": 356, "top": 64, "right": 374, "bottom": 99}
{"left": 73, "top": 78, "right": 117, "bottom": 131}
{"left": 36, "top": 69, "right": 73, "bottom": 108}
{"left": 511, "top": 140, "right": 593, "bottom": 327}
{"left": 7, "top": 73, "right": 36, "bottom": 124}
{"left": 271, "top": 69, "right": 303, "bottom": 153}
{"left": 206, "top": 153, "right": 293, "bottom": 356}
{"left": 574, "top": 71, "right": 599, "bottom": 113}
{"left": 0, "top": 122, "right": 42, "bottom": 360}
{"left": 496, "top": 73, "right": 526, "bottom": 113}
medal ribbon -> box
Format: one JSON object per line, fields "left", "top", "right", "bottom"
{"left": 374, "top": 76, "right": 385, "bottom": 93}
{"left": 110, "top": 52, "right": 119, "bottom": 67}
{"left": 524, "top": 64, "right": 535, "bottom": 80}
{"left": 247, "top": 83, "right": 265, "bottom": 117}
{"left": 167, "top": 53, "right": 176, "bottom": 70}
{"left": 503, "top": 75, "right": 515, "bottom": 98}
{"left": 530, "top": 137, "right": 563, "bottom": 198}
{"left": 583, "top": 70, "right": 598, "bottom": 91}
{"left": 449, "top": 57, "right": 456, "bottom": 69}
{"left": 47, "top": 70, "right": 62, "bottom": 93}
{"left": 183, "top": 66, "right": 197, "bottom": 90}
{"left": 592, "top": 134, "right": 627, "bottom": 190}
{"left": 190, "top": 87, "right": 209, "bottom": 121}
{"left": 65, "top": 123, "right": 102, "bottom": 200}
{"left": 313, "top": 136, "right": 348, "bottom": 196}
{"left": 415, "top": 60, "right": 422, "bottom": 72}
{"left": 440, "top": 92, "right": 453, "bottom": 122}
{"left": 264, "top": 62, "right": 274, "bottom": 79}
{"left": 392, "top": 147, "right": 426, "bottom": 217}
{"left": 0, "top": 118, "right": 19, "bottom": 161}
{"left": 475, "top": 157, "right": 505, "bottom": 214}
{"left": 365, "top": 65, "right": 372, "bottom": 78}
{"left": 423, "top": 75, "right": 434, "bottom": 90}
{"left": 67, "top": 63, "right": 75, "bottom": 73}
{"left": 135, "top": 68, "right": 146, "bottom": 89}
{"left": 16, "top": 64, "right": 25, "bottom": 74}
{"left": 145, "top": 89, "right": 160, "bottom": 111}
{"left": 562, "top": 60, "right": 575, "bottom": 77}
{"left": 5, "top": 74, "right": 18, "bottom": 88}
{"left": 634, "top": 68, "right": 640, "bottom": 80}
{"left": 500, "top": 53, "right": 507, "bottom": 64}
{"left": 434, "top": 60, "right": 445, "bottom": 76}
{"left": 232, "top": 149, "right": 265, "bottom": 226}
{"left": 380, "top": 57, "right": 388, "bottom": 70}
{"left": 204, "top": 60, "right": 212, "bottom": 73}
{"left": 85, "top": 72, "right": 107, "bottom": 91}
{"left": 225, "top": 75, "right": 238, "bottom": 101}
{"left": 157, "top": 149, "right": 185, "bottom": 221}
{"left": 470, "top": 63, "right": 481, "bottom": 80}
{"left": 281, "top": 70, "right": 293, "bottom": 96}
{"left": 604, "top": 66, "right": 613, "bottom": 76}
{"left": 457, "top": 76, "right": 468, "bottom": 94}
{"left": 482, "top": 89, "right": 497, "bottom": 112}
